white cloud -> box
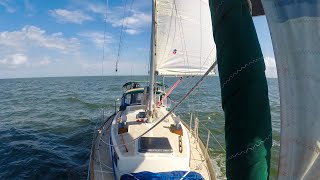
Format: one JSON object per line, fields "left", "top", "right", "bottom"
{"left": 68, "top": 1, "right": 151, "bottom": 35}
{"left": 125, "top": 29, "right": 140, "bottom": 35}
{"left": 78, "top": 31, "right": 112, "bottom": 48}
{"left": 0, "top": 0, "right": 15, "bottom": 13}
{"left": 39, "top": 58, "right": 51, "bottom": 65}
{"left": 0, "top": 25, "right": 80, "bottom": 52}
{"left": 0, "top": 54, "right": 28, "bottom": 66}
{"left": 108, "top": 10, "right": 151, "bottom": 35}
{"left": 49, "top": 9, "right": 93, "bottom": 24}
{"left": 0, "top": 26, "right": 83, "bottom": 78}
{"left": 87, "top": 3, "right": 106, "bottom": 15}
{"left": 23, "top": 0, "right": 36, "bottom": 15}
{"left": 264, "top": 57, "right": 278, "bottom": 78}
{"left": 69, "top": 0, "right": 106, "bottom": 15}
{"left": 11, "top": 54, "right": 28, "bottom": 65}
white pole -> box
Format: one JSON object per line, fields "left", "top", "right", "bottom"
{"left": 148, "top": 0, "right": 156, "bottom": 118}
{"left": 162, "top": 76, "right": 165, "bottom": 92}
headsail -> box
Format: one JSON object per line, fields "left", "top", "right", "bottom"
{"left": 262, "top": 0, "right": 320, "bottom": 179}
{"left": 209, "top": 0, "right": 272, "bottom": 179}
{"left": 155, "top": 0, "right": 216, "bottom": 76}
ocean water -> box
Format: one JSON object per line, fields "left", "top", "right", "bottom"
{"left": 0, "top": 76, "right": 280, "bottom": 179}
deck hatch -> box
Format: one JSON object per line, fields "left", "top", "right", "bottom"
{"left": 138, "top": 137, "right": 173, "bottom": 153}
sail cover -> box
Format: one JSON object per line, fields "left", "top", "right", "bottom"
{"left": 261, "top": 0, "right": 320, "bottom": 179}
{"left": 209, "top": 0, "right": 272, "bottom": 179}
{"left": 155, "top": 0, "right": 216, "bottom": 76}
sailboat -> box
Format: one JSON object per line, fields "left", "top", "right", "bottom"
{"left": 88, "top": 0, "right": 320, "bottom": 178}
{"left": 208, "top": 0, "right": 320, "bottom": 179}
{"left": 88, "top": 0, "right": 218, "bottom": 179}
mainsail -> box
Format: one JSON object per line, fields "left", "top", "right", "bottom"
{"left": 155, "top": 0, "right": 216, "bottom": 76}
{"left": 262, "top": 0, "right": 320, "bottom": 179}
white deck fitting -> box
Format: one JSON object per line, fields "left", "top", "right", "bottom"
{"left": 90, "top": 105, "right": 216, "bottom": 180}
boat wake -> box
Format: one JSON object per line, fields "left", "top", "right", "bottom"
{"left": 211, "top": 155, "right": 226, "bottom": 180}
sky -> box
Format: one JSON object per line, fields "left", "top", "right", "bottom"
{"left": 0, "top": 0, "right": 277, "bottom": 79}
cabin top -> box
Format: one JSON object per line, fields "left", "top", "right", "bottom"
{"left": 122, "top": 81, "right": 167, "bottom": 92}
{"left": 121, "top": 88, "right": 165, "bottom": 108}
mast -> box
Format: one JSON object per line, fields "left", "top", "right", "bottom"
{"left": 148, "top": 0, "right": 156, "bottom": 117}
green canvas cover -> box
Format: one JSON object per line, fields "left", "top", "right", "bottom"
{"left": 122, "top": 81, "right": 168, "bottom": 88}
{"left": 208, "top": 0, "right": 272, "bottom": 179}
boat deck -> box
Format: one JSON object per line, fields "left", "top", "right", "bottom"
{"left": 90, "top": 106, "right": 216, "bottom": 180}
{"left": 111, "top": 106, "right": 188, "bottom": 157}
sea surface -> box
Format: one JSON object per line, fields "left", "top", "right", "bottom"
{"left": 0, "top": 76, "right": 280, "bottom": 179}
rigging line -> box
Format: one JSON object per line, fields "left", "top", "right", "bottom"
{"left": 156, "top": 77, "right": 182, "bottom": 107}
{"left": 102, "top": 0, "right": 109, "bottom": 81}
{"left": 177, "top": 47, "right": 215, "bottom": 92}
{"left": 199, "top": 0, "right": 203, "bottom": 73}
{"left": 100, "top": 0, "right": 109, "bottom": 139}
{"left": 174, "top": 46, "right": 215, "bottom": 117}
{"left": 197, "top": 0, "right": 203, "bottom": 103}
{"left": 120, "top": 0, "right": 135, "bottom": 50}
{"left": 100, "top": 60, "right": 217, "bottom": 148}
{"left": 115, "top": 0, "right": 129, "bottom": 72}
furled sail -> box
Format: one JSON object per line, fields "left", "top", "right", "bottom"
{"left": 209, "top": 0, "right": 272, "bottom": 179}
{"left": 155, "top": 0, "right": 216, "bottom": 76}
{"left": 261, "top": 0, "right": 320, "bottom": 179}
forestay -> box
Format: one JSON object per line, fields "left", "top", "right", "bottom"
{"left": 262, "top": 0, "right": 320, "bottom": 179}
{"left": 155, "top": 0, "right": 216, "bottom": 76}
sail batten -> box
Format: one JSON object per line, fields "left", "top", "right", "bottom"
{"left": 155, "top": 0, "right": 216, "bottom": 76}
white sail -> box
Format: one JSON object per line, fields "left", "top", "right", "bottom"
{"left": 155, "top": 0, "right": 216, "bottom": 76}
{"left": 262, "top": 0, "right": 320, "bottom": 179}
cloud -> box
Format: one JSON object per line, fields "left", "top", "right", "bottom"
{"left": 264, "top": 57, "right": 278, "bottom": 78}
{"left": 107, "top": 8, "right": 151, "bottom": 35}
{"left": 86, "top": 3, "right": 106, "bottom": 15}
{"left": 78, "top": 31, "right": 112, "bottom": 48}
{"left": 0, "top": 0, "right": 15, "bottom": 13}
{"left": 49, "top": 9, "right": 93, "bottom": 24}
{"left": 0, "top": 25, "right": 80, "bottom": 52}
{"left": 0, "top": 25, "right": 83, "bottom": 77}
{"left": 0, "top": 54, "right": 28, "bottom": 66}
{"left": 125, "top": 29, "right": 140, "bottom": 35}
{"left": 24, "top": 0, "right": 36, "bottom": 14}
{"left": 68, "top": 1, "right": 151, "bottom": 35}
{"left": 39, "top": 58, "right": 51, "bottom": 65}
{"left": 69, "top": 0, "right": 106, "bottom": 15}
